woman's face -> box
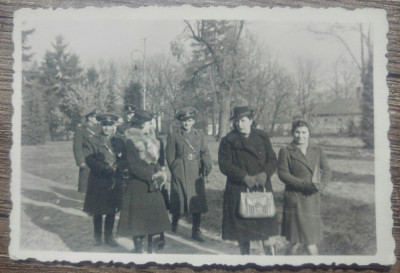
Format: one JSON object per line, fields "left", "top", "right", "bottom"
{"left": 236, "top": 116, "right": 252, "bottom": 135}
{"left": 142, "top": 120, "right": 153, "bottom": 134}
{"left": 293, "top": 126, "right": 310, "bottom": 145}
{"left": 181, "top": 118, "right": 195, "bottom": 131}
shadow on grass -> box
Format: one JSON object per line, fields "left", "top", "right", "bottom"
{"left": 331, "top": 171, "right": 374, "bottom": 184}
{"left": 22, "top": 188, "right": 83, "bottom": 209}
{"left": 203, "top": 188, "right": 376, "bottom": 255}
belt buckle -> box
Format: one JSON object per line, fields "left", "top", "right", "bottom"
{"left": 188, "top": 153, "right": 193, "bottom": 160}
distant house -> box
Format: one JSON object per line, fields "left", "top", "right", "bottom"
{"left": 311, "top": 97, "right": 363, "bottom": 135}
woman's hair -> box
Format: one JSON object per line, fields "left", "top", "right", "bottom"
{"left": 291, "top": 119, "right": 312, "bottom": 135}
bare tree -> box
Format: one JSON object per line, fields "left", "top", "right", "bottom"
{"left": 183, "top": 20, "right": 245, "bottom": 140}
{"left": 309, "top": 23, "right": 374, "bottom": 147}
{"left": 293, "top": 56, "right": 319, "bottom": 119}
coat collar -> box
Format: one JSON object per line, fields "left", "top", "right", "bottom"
{"left": 287, "top": 141, "right": 318, "bottom": 172}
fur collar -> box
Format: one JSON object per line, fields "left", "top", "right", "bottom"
{"left": 125, "top": 127, "right": 160, "bottom": 164}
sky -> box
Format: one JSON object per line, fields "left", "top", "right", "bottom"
{"left": 17, "top": 7, "right": 370, "bottom": 84}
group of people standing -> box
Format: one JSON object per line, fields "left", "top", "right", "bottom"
{"left": 73, "top": 104, "right": 331, "bottom": 255}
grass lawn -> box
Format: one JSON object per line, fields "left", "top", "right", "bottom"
{"left": 21, "top": 136, "right": 376, "bottom": 255}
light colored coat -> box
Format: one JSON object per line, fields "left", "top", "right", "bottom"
{"left": 278, "top": 141, "right": 331, "bottom": 244}
{"left": 166, "top": 128, "right": 212, "bottom": 215}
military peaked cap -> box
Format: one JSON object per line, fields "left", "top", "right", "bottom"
{"left": 124, "top": 104, "right": 136, "bottom": 114}
{"left": 176, "top": 107, "right": 198, "bottom": 121}
{"left": 96, "top": 113, "right": 119, "bottom": 126}
{"left": 82, "top": 106, "right": 97, "bottom": 118}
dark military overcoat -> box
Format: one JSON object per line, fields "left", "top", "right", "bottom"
{"left": 83, "top": 133, "right": 124, "bottom": 215}
{"left": 278, "top": 142, "right": 331, "bottom": 245}
{"left": 166, "top": 128, "right": 212, "bottom": 215}
{"left": 218, "top": 128, "right": 279, "bottom": 242}
{"left": 73, "top": 123, "right": 100, "bottom": 193}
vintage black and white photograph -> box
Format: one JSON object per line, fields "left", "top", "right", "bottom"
{"left": 10, "top": 6, "right": 394, "bottom": 266}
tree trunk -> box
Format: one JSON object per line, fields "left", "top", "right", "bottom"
{"left": 217, "top": 91, "right": 231, "bottom": 141}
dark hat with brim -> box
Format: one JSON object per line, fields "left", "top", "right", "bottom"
{"left": 96, "top": 113, "right": 119, "bottom": 126}
{"left": 230, "top": 106, "right": 254, "bottom": 120}
{"left": 82, "top": 106, "right": 97, "bottom": 118}
{"left": 176, "top": 107, "right": 198, "bottom": 121}
{"left": 124, "top": 104, "right": 136, "bottom": 114}
{"left": 131, "top": 110, "right": 153, "bottom": 123}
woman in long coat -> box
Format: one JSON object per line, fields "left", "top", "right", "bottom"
{"left": 84, "top": 113, "right": 123, "bottom": 247}
{"left": 218, "top": 106, "right": 279, "bottom": 255}
{"left": 166, "top": 107, "right": 212, "bottom": 242}
{"left": 278, "top": 119, "right": 331, "bottom": 255}
{"left": 117, "top": 110, "right": 170, "bottom": 253}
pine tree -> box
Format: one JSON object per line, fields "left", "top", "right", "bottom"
{"left": 21, "top": 28, "right": 48, "bottom": 145}
{"left": 39, "top": 35, "right": 83, "bottom": 140}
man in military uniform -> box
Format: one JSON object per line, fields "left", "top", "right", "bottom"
{"left": 84, "top": 113, "right": 124, "bottom": 247}
{"left": 165, "top": 107, "right": 212, "bottom": 242}
{"left": 116, "top": 104, "right": 136, "bottom": 136}
{"left": 73, "top": 107, "right": 100, "bottom": 193}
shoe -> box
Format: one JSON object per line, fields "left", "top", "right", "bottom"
{"left": 104, "top": 234, "right": 119, "bottom": 247}
{"left": 153, "top": 237, "right": 166, "bottom": 251}
{"left": 192, "top": 230, "right": 205, "bottom": 243}
{"left": 263, "top": 245, "right": 276, "bottom": 255}
{"left": 133, "top": 236, "right": 144, "bottom": 253}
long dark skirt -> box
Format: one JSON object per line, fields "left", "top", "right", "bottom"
{"left": 222, "top": 183, "right": 279, "bottom": 242}
{"left": 117, "top": 178, "right": 170, "bottom": 237}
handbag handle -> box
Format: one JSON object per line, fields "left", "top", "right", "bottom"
{"left": 246, "top": 186, "right": 266, "bottom": 193}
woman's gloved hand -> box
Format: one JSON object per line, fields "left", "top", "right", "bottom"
{"left": 255, "top": 172, "right": 267, "bottom": 186}
{"left": 299, "top": 181, "right": 318, "bottom": 195}
{"left": 243, "top": 175, "right": 257, "bottom": 188}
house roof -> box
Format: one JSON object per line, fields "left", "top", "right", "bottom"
{"left": 312, "top": 98, "right": 363, "bottom": 116}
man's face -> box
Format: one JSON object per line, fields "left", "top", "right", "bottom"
{"left": 181, "top": 118, "right": 195, "bottom": 131}
{"left": 126, "top": 112, "right": 135, "bottom": 121}
{"left": 102, "top": 124, "right": 115, "bottom": 136}
{"left": 87, "top": 115, "right": 97, "bottom": 125}
{"left": 236, "top": 116, "right": 252, "bottom": 135}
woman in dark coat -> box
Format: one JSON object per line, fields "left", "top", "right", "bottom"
{"left": 278, "top": 119, "right": 331, "bottom": 255}
{"left": 117, "top": 110, "right": 170, "bottom": 253}
{"left": 84, "top": 113, "right": 123, "bottom": 247}
{"left": 166, "top": 107, "right": 212, "bottom": 242}
{"left": 218, "top": 106, "right": 279, "bottom": 255}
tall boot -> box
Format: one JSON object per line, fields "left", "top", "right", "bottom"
{"left": 147, "top": 235, "right": 153, "bottom": 254}
{"left": 104, "top": 214, "right": 118, "bottom": 247}
{"left": 133, "top": 236, "right": 144, "bottom": 253}
{"left": 93, "top": 215, "right": 102, "bottom": 246}
{"left": 171, "top": 213, "right": 180, "bottom": 233}
{"left": 191, "top": 213, "right": 205, "bottom": 242}
{"left": 238, "top": 241, "right": 250, "bottom": 255}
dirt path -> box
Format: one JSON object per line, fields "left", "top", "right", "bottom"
{"left": 19, "top": 171, "right": 257, "bottom": 255}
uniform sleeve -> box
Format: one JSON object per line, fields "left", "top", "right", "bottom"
{"left": 72, "top": 126, "right": 85, "bottom": 166}
{"left": 319, "top": 147, "right": 331, "bottom": 183}
{"left": 278, "top": 148, "right": 308, "bottom": 187}
{"left": 200, "top": 132, "right": 212, "bottom": 172}
{"left": 165, "top": 133, "right": 176, "bottom": 168}
{"left": 125, "top": 140, "right": 155, "bottom": 183}
{"left": 218, "top": 137, "right": 247, "bottom": 184}
{"left": 85, "top": 140, "right": 114, "bottom": 176}
{"left": 158, "top": 139, "right": 165, "bottom": 167}
{"left": 260, "top": 135, "right": 277, "bottom": 178}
